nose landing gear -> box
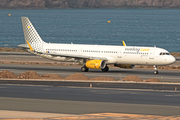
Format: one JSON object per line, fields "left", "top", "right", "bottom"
{"left": 153, "top": 65, "right": 159, "bottom": 74}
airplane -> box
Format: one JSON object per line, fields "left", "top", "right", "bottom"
{"left": 18, "top": 17, "right": 176, "bottom": 74}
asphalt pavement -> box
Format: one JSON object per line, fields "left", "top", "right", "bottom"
{"left": 0, "top": 84, "right": 180, "bottom": 116}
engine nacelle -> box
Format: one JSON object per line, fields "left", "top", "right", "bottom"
{"left": 86, "top": 60, "right": 106, "bottom": 69}
{"left": 114, "top": 64, "right": 135, "bottom": 69}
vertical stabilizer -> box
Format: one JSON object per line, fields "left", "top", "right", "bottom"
{"left": 21, "top": 17, "right": 45, "bottom": 52}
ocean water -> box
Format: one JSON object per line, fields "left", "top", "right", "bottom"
{"left": 0, "top": 9, "right": 180, "bottom": 52}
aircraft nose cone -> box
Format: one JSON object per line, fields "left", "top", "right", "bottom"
{"left": 169, "top": 56, "right": 176, "bottom": 64}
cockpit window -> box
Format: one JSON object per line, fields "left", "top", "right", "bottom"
{"left": 159, "top": 52, "right": 170, "bottom": 55}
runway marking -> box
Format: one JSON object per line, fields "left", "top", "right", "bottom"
{"left": 43, "top": 88, "right": 50, "bottom": 90}
{"left": 1, "top": 84, "right": 180, "bottom": 93}
{"left": 165, "top": 94, "right": 180, "bottom": 97}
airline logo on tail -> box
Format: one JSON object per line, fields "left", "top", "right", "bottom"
{"left": 21, "top": 17, "right": 45, "bottom": 53}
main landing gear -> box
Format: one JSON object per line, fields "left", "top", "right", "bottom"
{"left": 81, "top": 59, "right": 89, "bottom": 72}
{"left": 101, "top": 66, "right": 109, "bottom": 72}
{"left": 153, "top": 65, "right": 159, "bottom": 74}
{"left": 81, "top": 66, "right": 89, "bottom": 72}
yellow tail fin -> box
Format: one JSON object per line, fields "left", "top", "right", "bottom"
{"left": 21, "top": 17, "right": 45, "bottom": 52}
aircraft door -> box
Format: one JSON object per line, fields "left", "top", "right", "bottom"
{"left": 149, "top": 49, "right": 155, "bottom": 59}
{"left": 117, "top": 49, "right": 122, "bottom": 58}
{"left": 78, "top": 48, "right": 83, "bottom": 55}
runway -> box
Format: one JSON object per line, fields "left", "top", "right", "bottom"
{"left": 0, "top": 84, "right": 180, "bottom": 117}
{"left": 0, "top": 63, "right": 179, "bottom": 82}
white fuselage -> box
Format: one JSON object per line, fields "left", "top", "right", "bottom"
{"left": 41, "top": 43, "right": 175, "bottom": 66}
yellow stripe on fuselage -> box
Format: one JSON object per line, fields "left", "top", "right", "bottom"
{"left": 26, "top": 40, "right": 34, "bottom": 51}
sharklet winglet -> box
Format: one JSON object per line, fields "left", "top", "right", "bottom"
{"left": 122, "top": 41, "right": 126, "bottom": 46}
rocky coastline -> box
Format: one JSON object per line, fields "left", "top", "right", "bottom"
{"left": 1, "top": 0, "right": 180, "bottom": 9}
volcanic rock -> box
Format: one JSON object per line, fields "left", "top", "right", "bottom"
{"left": 90, "top": 76, "right": 115, "bottom": 81}
{"left": 65, "top": 73, "right": 89, "bottom": 80}
{"left": 145, "top": 78, "right": 161, "bottom": 82}
{"left": 0, "top": 70, "right": 17, "bottom": 79}
{"left": 17, "top": 71, "right": 41, "bottom": 79}
{"left": 122, "top": 75, "right": 143, "bottom": 82}
{"left": 42, "top": 74, "right": 63, "bottom": 79}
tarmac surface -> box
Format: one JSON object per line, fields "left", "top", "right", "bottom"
{"left": 0, "top": 84, "right": 180, "bottom": 118}
{"left": 1, "top": 79, "right": 180, "bottom": 91}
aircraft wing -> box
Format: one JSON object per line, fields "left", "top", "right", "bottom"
{"left": 7, "top": 43, "right": 107, "bottom": 60}
{"left": 45, "top": 52, "right": 108, "bottom": 60}
{"left": 47, "top": 41, "right": 127, "bottom": 60}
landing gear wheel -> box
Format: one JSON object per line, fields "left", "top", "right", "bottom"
{"left": 101, "top": 66, "right": 109, "bottom": 72}
{"left": 154, "top": 70, "right": 159, "bottom": 74}
{"left": 81, "top": 67, "right": 89, "bottom": 72}
{"left": 153, "top": 65, "right": 159, "bottom": 74}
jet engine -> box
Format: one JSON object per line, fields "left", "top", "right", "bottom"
{"left": 86, "top": 60, "right": 106, "bottom": 69}
{"left": 114, "top": 64, "right": 135, "bottom": 69}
